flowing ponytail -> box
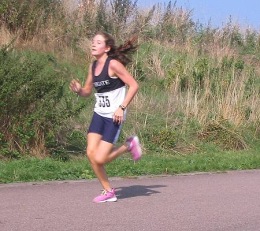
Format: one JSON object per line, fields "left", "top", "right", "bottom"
{"left": 96, "top": 31, "right": 138, "bottom": 66}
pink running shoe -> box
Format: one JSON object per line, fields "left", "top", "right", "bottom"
{"left": 93, "top": 189, "right": 117, "bottom": 203}
{"left": 126, "top": 136, "right": 142, "bottom": 161}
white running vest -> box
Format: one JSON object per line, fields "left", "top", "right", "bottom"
{"left": 94, "top": 85, "right": 126, "bottom": 118}
{"left": 92, "top": 58, "right": 127, "bottom": 118}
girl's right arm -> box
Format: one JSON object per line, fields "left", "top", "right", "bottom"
{"left": 70, "top": 64, "right": 93, "bottom": 97}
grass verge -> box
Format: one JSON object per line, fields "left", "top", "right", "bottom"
{"left": 0, "top": 149, "right": 260, "bottom": 184}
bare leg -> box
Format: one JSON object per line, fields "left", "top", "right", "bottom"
{"left": 86, "top": 133, "right": 129, "bottom": 191}
{"left": 107, "top": 144, "right": 128, "bottom": 162}
{"left": 89, "top": 162, "right": 111, "bottom": 191}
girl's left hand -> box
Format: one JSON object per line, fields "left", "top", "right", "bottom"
{"left": 113, "top": 108, "right": 124, "bottom": 124}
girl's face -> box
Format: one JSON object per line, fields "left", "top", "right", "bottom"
{"left": 91, "top": 34, "right": 110, "bottom": 57}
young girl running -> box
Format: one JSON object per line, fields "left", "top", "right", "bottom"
{"left": 69, "top": 31, "right": 142, "bottom": 203}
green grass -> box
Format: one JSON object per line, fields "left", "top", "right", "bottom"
{"left": 1, "top": 149, "right": 260, "bottom": 184}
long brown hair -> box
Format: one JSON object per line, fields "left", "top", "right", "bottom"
{"left": 95, "top": 31, "right": 138, "bottom": 66}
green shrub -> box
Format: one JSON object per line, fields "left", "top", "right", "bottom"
{"left": 0, "top": 46, "right": 85, "bottom": 158}
{"left": 198, "top": 120, "right": 248, "bottom": 150}
{"left": 142, "top": 128, "right": 177, "bottom": 152}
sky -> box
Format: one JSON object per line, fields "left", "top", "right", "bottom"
{"left": 138, "top": 0, "right": 260, "bottom": 30}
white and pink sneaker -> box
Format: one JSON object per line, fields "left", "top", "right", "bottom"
{"left": 93, "top": 189, "right": 117, "bottom": 203}
{"left": 126, "top": 136, "right": 142, "bottom": 161}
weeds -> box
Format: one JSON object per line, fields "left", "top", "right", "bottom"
{"left": 1, "top": 150, "right": 260, "bottom": 183}
{"left": 1, "top": 0, "right": 260, "bottom": 159}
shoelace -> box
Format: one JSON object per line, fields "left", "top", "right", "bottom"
{"left": 100, "top": 190, "right": 107, "bottom": 195}
{"left": 100, "top": 189, "right": 114, "bottom": 195}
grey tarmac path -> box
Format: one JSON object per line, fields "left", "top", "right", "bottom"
{"left": 0, "top": 170, "right": 260, "bottom": 231}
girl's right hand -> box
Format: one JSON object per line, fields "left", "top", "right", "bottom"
{"left": 69, "top": 79, "right": 82, "bottom": 93}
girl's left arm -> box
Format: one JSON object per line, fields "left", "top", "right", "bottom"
{"left": 109, "top": 60, "right": 139, "bottom": 108}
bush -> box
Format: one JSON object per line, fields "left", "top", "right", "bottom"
{"left": 142, "top": 128, "right": 177, "bottom": 152}
{"left": 0, "top": 45, "right": 85, "bottom": 158}
{"left": 198, "top": 120, "right": 248, "bottom": 150}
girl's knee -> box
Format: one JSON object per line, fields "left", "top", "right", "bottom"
{"left": 86, "top": 148, "right": 94, "bottom": 162}
{"left": 86, "top": 148, "right": 105, "bottom": 165}
{"left": 94, "top": 155, "right": 106, "bottom": 165}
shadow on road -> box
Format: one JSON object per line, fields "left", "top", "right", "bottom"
{"left": 116, "top": 184, "right": 166, "bottom": 200}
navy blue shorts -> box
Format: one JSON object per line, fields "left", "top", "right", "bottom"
{"left": 88, "top": 112, "right": 122, "bottom": 144}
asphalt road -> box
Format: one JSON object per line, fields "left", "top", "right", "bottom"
{"left": 0, "top": 170, "right": 260, "bottom": 231}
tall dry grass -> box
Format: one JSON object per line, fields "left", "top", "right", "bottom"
{"left": 132, "top": 12, "right": 260, "bottom": 151}
{"left": 1, "top": 0, "right": 260, "bottom": 155}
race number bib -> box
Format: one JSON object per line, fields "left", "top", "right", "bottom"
{"left": 98, "top": 95, "right": 111, "bottom": 108}
{"left": 94, "top": 86, "right": 126, "bottom": 118}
